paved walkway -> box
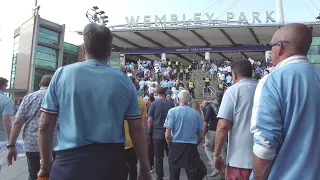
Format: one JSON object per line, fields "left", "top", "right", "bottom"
{"left": 0, "top": 146, "right": 223, "bottom": 180}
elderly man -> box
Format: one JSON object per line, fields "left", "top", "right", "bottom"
{"left": 213, "top": 60, "right": 258, "bottom": 179}
{"left": 164, "top": 90, "right": 206, "bottom": 180}
{"left": 251, "top": 24, "right": 320, "bottom": 179}
{"left": 7, "top": 75, "right": 52, "bottom": 180}
{"left": 38, "top": 23, "right": 151, "bottom": 180}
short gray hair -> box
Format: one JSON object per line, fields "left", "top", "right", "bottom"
{"left": 178, "top": 90, "right": 191, "bottom": 104}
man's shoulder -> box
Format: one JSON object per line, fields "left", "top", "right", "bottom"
{"left": 0, "top": 94, "right": 13, "bottom": 105}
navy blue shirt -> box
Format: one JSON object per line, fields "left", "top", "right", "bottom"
{"left": 41, "top": 59, "right": 141, "bottom": 151}
{"left": 148, "top": 98, "right": 174, "bottom": 139}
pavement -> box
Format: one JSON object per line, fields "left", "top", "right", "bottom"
{"left": 0, "top": 146, "right": 223, "bottom": 180}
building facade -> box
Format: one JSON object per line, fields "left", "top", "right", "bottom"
{"left": 9, "top": 15, "right": 65, "bottom": 104}
{"left": 308, "top": 37, "right": 320, "bottom": 64}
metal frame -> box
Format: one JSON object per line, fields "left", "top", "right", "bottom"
{"left": 248, "top": 28, "right": 260, "bottom": 44}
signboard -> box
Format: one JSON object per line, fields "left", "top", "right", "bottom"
{"left": 126, "top": 11, "right": 276, "bottom": 28}
{"left": 120, "top": 45, "right": 271, "bottom": 54}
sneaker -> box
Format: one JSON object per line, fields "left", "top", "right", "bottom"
{"left": 208, "top": 171, "right": 219, "bottom": 177}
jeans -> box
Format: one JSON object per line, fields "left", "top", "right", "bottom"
{"left": 205, "top": 131, "right": 227, "bottom": 171}
{"left": 153, "top": 139, "right": 169, "bottom": 180}
{"left": 26, "top": 152, "right": 56, "bottom": 180}
{"left": 125, "top": 147, "right": 138, "bottom": 180}
{"left": 148, "top": 138, "right": 154, "bottom": 168}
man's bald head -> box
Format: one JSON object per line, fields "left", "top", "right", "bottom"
{"left": 271, "top": 23, "right": 312, "bottom": 64}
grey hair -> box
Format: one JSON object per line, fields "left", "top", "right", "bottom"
{"left": 178, "top": 90, "right": 191, "bottom": 104}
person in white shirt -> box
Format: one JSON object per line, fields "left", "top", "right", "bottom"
{"left": 148, "top": 84, "right": 156, "bottom": 95}
{"left": 219, "top": 73, "right": 225, "bottom": 82}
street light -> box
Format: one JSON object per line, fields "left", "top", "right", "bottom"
{"left": 86, "top": 6, "right": 109, "bottom": 26}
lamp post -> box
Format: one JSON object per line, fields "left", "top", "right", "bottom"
{"left": 86, "top": 6, "right": 109, "bottom": 26}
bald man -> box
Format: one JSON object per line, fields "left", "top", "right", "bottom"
{"left": 250, "top": 23, "right": 320, "bottom": 179}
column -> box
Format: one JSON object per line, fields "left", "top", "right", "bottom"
{"left": 205, "top": 52, "right": 210, "bottom": 61}
{"left": 120, "top": 54, "right": 125, "bottom": 67}
{"left": 265, "top": 51, "right": 271, "bottom": 63}
{"left": 161, "top": 53, "right": 166, "bottom": 64}
{"left": 276, "top": 0, "right": 285, "bottom": 24}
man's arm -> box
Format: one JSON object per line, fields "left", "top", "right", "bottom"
{"left": 203, "top": 106, "right": 213, "bottom": 133}
{"left": 2, "top": 99, "right": 14, "bottom": 139}
{"left": 165, "top": 128, "right": 172, "bottom": 145}
{"left": 8, "top": 117, "right": 24, "bottom": 146}
{"left": 214, "top": 119, "right": 232, "bottom": 155}
{"left": 147, "top": 103, "right": 154, "bottom": 136}
{"left": 250, "top": 77, "right": 282, "bottom": 180}
{"left": 128, "top": 118, "right": 150, "bottom": 171}
{"left": 38, "top": 113, "right": 57, "bottom": 164}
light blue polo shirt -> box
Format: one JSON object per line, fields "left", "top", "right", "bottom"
{"left": 226, "top": 75, "right": 232, "bottom": 83}
{"left": 164, "top": 105, "right": 203, "bottom": 144}
{"left": 0, "top": 91, "right": 14, "bottom": 141}
{"left": 41, "top": 59, "right": 141, "bottom": 151}
{"left": 251, "top": 56, "right": 320, "bottom": 179}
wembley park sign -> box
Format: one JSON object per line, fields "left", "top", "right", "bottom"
{"left": 125, "top": 11, "right": 276, "bottom": 28}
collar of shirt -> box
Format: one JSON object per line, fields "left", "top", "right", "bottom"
{"left": 40, "top": 87, "right": 48, "bottom": 90}
{"left": 273, "top": 55, "right": 308, "bottom": 71}
{"left": 84, "top": 59, "right": 108, "bottom": 66}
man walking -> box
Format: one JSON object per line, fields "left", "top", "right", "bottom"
{"left": 213, "top": 60, "right": 257, "bottom": 179}
{"left": 251, "top": 23, "right": 320, "bottom": 180}
{"left": 148, "top": 87, "right": 174, "bottom": 180}
{"left": 187, "top": 79, "right": 195, "bottom": 99}
{"left": 6, "top": 75, "right": 53, "bottom": 180}
{"left": 38, "top": 23, "right": 151, "bottom": 180}
{"left": 164, "top": 90, "right": 206, "bottom": 180}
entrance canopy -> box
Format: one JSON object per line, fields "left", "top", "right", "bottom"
{"left": 77, "top": 22, "right": 320, "bottom": 64}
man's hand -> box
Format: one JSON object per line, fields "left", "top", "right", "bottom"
{"left": 37, "top": 168, "right": 51, "bottom": 178}
{"left": 213, "top": 156, "right": 226, "bottom": 174}
{"left": 6, "top": 147, "right": 17, "bottom": 166}
{"left": 137, "top": 169, "right": 152, "bottom": 180}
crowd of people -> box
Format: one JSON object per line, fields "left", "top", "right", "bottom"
{"left": 0, "top": 23, "right": 319, "bottom": 180}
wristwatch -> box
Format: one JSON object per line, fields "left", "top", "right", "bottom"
{"left": 7, "top": 144, "right": 15, "bottom": 149}
{"left": 214, "top": 154, "right": 223, "bottom": 158}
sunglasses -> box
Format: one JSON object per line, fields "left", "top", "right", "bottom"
{"left": 268, "top": 40, "right": 289, "bottom": 47}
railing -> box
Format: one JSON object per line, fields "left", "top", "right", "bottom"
{"left": 192, "top": 69, "right": 216, "bottom": 98}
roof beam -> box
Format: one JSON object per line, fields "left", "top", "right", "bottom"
{"left": 112, "top": 33, "right": 143, "bottom": 48}
{"left": 175, "top": 54, "right": 193, "bottom": 64}
{"left": 240, "top": 52, "right": 248, "bottom": 59}
{"left": 248, "top": 28, "right": 260, "bottom": 44}
{"left": 217, "top": 52, "right": 230, "bottom": 60}
{"left": 219, "top": 29, "right": 236, "bottom": 45}
{"left": 190, "top": 30, "right": 211, "bottom": 46}
{"left": 133, "top": 32, "right": 165, "bottom": 47}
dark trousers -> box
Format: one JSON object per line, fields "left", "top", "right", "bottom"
{"left": 169, "top": 144, "right": 207, "bottom": 180}
{"left": 49, "top": 143, "right": 126, "bottom": 180}
{"left": 26, "top": 152, "right": 56, "bottom": 180}
{"left": 148, "top": 138, "right": 154, "bottom": 168}
{"left": 179, "top": 73, "right": 183, "bottom": 80}
{"left": 186, "top": 73, "right": 190, "bottom": 80}
{"left": 153, "top": 139, "right": 169, "bottom": 179}
{"left": 125, "top": 147, "right": 138, "bottom": 180}
{"left": 204, "top": 82, "right": 210, "bottom": 93}
{"left": 188, "top": 88, "right": 195, "bottom": 99}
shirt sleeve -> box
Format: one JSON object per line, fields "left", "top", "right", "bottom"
{"left": 250, "top": 75, "right": 282, "bottom": 160}
{"left": 124, "top": 78, "right": 141, "bottom": 120}
{"left": 2, "top": 98, "right": 14, "bottom": 116}
{"left": 15, "top": 96, "right": 28, "bottom": 119}
{"left": 164, "top": 109, "right": 174, "bottom": 129}
{"left": 217, "top": 88, "right": 234, "bottom": 121}
{"left": 140, "top": 99, "right": 147, "bottom": 118}
{"left": 197, "top": 112, "right": 204, "bottom": 132}
{"left": 204, "top": 105, "right": 213, "bottom": 123}
{"left": 40, "top": 68, "right": 62, "bottom": 114}
{"left": 147, "top": 102, "right": 154, "bottom": 118}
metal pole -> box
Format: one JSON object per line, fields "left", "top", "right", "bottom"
{"left": 276, "top": 0, "right": 285, "bottom": 24}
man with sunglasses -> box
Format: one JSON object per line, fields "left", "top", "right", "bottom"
{"left": 251, "top": 23, "right": 320, "bottom": 180}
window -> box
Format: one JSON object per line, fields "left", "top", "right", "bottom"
{"left": 38, "top": 27, "right": 60, "bottom": 46}
{"left": 35, "top": 45, "right": 58, "bottom": 69}
{"left": 63, "top": 43, "right": 78, "bottom": 66}
{"left": 33, "top": 68, "right": 55, "bottom": 91}
{"left": 10, "top": 35, "right": 20, "bottom": 89}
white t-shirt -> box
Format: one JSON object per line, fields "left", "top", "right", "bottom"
{"left": 220, "top": 73, "right": 226, "bottom": 81}
{"left": 148, "top": 87, "right": 155, "bottom": 94}
{"left": 227, "top": 66, "right": 231, "bottom": 73}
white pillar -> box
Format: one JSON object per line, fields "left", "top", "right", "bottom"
{"left": 161, "top": 53, "right": 166, "bottom": 61}
{"left": 276, "top": 0, "right": 285, "bottom": 24}
{"left": 205, "top": 52, "right": 210, "bottom": 61}
{"left": 265, "top": 51, "right": 271, "bottom": 63}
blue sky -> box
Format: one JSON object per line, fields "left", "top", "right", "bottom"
{"left": 0, "top": 0, "right": 319, "bottom": 79}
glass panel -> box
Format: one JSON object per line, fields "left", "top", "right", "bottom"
{"left": 33, "top": 68, "right": 55, "bottom": 91}
{"left": 63, "top": 52, "right": 78, "bottom": 66}
{"left": 311, "top": 37, "right": 320, "bottom": 46}
{"left": 35, "top": 45, "right": 58, "bottom": 69}
{"left": 63, "top": 43, "right": 78, "bottom": 55}
{"left": 38, "top": 27, "right": 59, "bottom": 46}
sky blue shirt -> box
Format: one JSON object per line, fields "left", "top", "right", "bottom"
{"left": 209, "top": 68, "right": 215, "bottom": 75}
{"left": 41, "top": 59, "right": 141, "bottom": 151}
{"left": 250, "top": 56, "right": 320, "bottom": 179}
{"left": 163, "top": 81, "right": 168, "bottom": 88}
{"left": 164, "top": 106, "right": 203, "bottom": 144}
{"left": 168, "top": 81, "right": 174, "bottom": 87}
{"left": 0, "top": 91, "right": 14, "bottom": 141}
{"left": 226, "top": 75, "right": 232, "bottom": 83}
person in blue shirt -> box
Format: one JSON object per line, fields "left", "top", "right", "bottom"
{"left": 208, "top": 68, "right": 215, "bottom": 81}
{"left": 37, "top": 23, "right": 151, "bottom": 180}
{"left": 164, "top": 90, "right": 206, "bottom": 180}
{"left": 251, "top": 23, "right": 320, "bottom": 180}
{"left": 225, "top": 73, "right": 232, "bottom": 86}
{"left": 0, "top": 77, "right": 14, "bottom": 142}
